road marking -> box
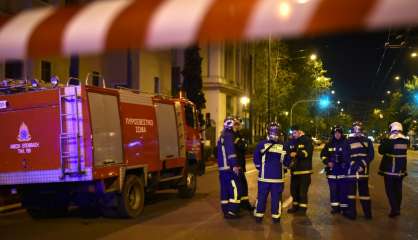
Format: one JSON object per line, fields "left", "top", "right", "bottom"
{"left": 283, "top": 196, "right": 293, "bottom": 208}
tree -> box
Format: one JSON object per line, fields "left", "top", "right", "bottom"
{"left": 251, "top": 39, "right": 332, "bottom": 138}
{"left": 182, "top": 46, "right": 206, "bottom": 110}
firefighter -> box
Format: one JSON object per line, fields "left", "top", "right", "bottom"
{"left": 232, "top": 116, "right": 253, "bottom": 211}
{"left": 253, "top": 122, "right": 289, "bottom": 223}
{"left": 343, "top": 121, "right": 374, "bottom": 220}
{"left": 378, "top": 122, "right": 408, "bottom": 218}
{"left": 320, "top": 126, "right": 350, "bottom": 214}
{"left": 217, "top": 116, "right": 242, "bottom": 219}
{"left": 285, "top": 125, "right": 314, "bottom": 214}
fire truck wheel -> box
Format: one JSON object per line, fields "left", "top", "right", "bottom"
{"left": 178, "top": 169, "right": 197, "bottom": 198}
{"left": 118, "top": 174, "right": 145, "bottom": 218}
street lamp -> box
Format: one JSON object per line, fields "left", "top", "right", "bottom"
{"left": 386, "top": 90, "right": 391, "bottom": 95}
{"left": 240, "top": 96, "right": 250, "bottom": 107}
{"left": 240, "top": 96, "right": 250, "bottom": 128}
{"left": 331, "top": 90, "right": 335, "bottom": 95}
{"left": 290, "top": 96, "right": 331, "bottom": 127}
{"left": 310, "top": 54, "right": 317, "bottom": 61}
{"left": 411, "top": 52, "right": 417, "bottom": 58}
{"left": 340, "top": 108, "right": 344, "bottom": 112}
{"left": 337, "top": 100, "right": 341, "bottom": 105}
{"left": 394, "top": 75, "right": 400, "bottom": 81}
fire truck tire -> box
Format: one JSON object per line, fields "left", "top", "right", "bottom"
{"left": 117, "top": 174, "right": 145, "bottom": 218}
{"left": 178, "top": 168, "right": 197, "bottom": 198}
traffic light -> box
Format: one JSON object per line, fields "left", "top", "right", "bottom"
{"left": 318, "top": 95, "right": 331, "bottom": 109}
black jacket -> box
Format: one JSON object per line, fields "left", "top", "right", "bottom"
{"left": 285, "top": 135, "right": 314, "bottom": 175}
{"left": 378, "top": 133, "right": 408, "bottom": 177}
{"left": 233, "top": 131, "right": 248, "bottom": 171}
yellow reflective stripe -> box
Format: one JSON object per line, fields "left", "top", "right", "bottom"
{"left": 228, "top": 154, "right": 237, "bottom": 159}
{"left": 234, "top": 138, "right": 240, "bottom": 143}
{"left": 302, "top": 150, "right": 308, "bottom": 157}
{"left": 321, "top": 156, "right": 327, "bottom": 160}
{"left": 331, "top": 202, "right": 340, "bottom": 206}
{"left": 219, "top": 166, "right": 230, "bottom": 171}
{"left": 299, "top": 203, "right": 307, "bottom": 208}
{"left": 298, "top": 144, "right": 305, "bottom": 148}
{"left": 358, "top": 196, "right": 371, "bottom": 200}
{"left": 340, "top": 204, "right": 349, "bottom": 208}
{"left": 272, "top": 201, "right": 282, "bottom": 219}
{"left": 328, "top": 148, "right": 336, "bottom": 151}
{"left": 327, "top": 175, "right": 337, "bottom": 179}
{"left": 293, "top": 202, "right": 299, "bottom": 205}
{"left": 231, "top": 180, "right": 238, "bottom": 203}
{"left": 393, "top": 144, "right": 407, "bottom": 150}
{"left": 350, "top": 142, "right": 363, "bottom": 149}
{"left": 241, "top": 196, "right": 249, "bottom": 200}
{"left": 254, "top": 212, "right": 264, "bottom": 217}
{"left": 350, "top": 153, "right": 367, "bottom": 158}
{"left": 258, "top": 178, "right": 285, "bottom": 183}
{"left": 386, "top": 154, "right": 407, "bottom": 158}
{"left": 381, "top": 171, "right": 406, "bottom": 176}
{"left": 347, "top": 195, "right": 356, "bottom": 199}
{"left": 253, "top": 199, "right": 258, "bottom": 216}
{"left": 292, "top": 170, "right": 313, "bottom": 175}
{"left": 229, "top": 199, "right": 241, "bottom": 203}
{"left": 221, "top": 200, "right": 228, "bottom": 204}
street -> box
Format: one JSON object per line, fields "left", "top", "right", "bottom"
{"left": 1, "top": 148, "right": 418, "bottom": 240}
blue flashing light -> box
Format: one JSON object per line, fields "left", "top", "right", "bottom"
{"left": 414, "top": 92, "right": 418, "bottom": 105}
{"left": 318, "top": 95, "right": 331, "bottom": 109}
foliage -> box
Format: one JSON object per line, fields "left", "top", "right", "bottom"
{"left": 182, "top": 46, "right": 206, "bottom": 110}
{"left": 251, "top": 39, "right": 332, "bottom": 138}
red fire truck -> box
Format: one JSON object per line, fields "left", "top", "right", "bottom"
{"left": 0, "top": 79, "right": 203, "bottom": 218}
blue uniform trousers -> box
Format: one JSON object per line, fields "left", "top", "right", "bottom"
{"left": 254, "top": 182, "right": 283, "bottom": 220}
{"left": 219, "top": 170, "right": 241, "bottom": 214}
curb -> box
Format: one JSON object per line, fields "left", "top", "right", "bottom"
{"left": 0, "top": 203, "right": 22, "bottom": 213}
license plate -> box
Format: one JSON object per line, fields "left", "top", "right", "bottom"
{"left": 0, "top": 100, "right": 8, "bottom": 109}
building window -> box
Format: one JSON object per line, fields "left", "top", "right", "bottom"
{"left": 184, "top": 104, "right": 196, "bottom": 128}
{"left": 225, "top": 45, "right": 235, "bottom": 84}
{"left": 92, "top": 71, "right": 100, "bottom": 86}
{"left": 171, "top": 67, "right": 181, "bottom": 97}
{"left": 226, "top": 95, "right": 233, "bottom": 116}
{"left": 154, "top": 77, "right": 160, "bottom": 94}
{"left": 41, "top": 61, "right": 51, "bottom": 82}
{"left": 5, "top": 61, "right": 23, "bottom": 79}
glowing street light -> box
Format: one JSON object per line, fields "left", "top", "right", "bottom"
{"left": 394, "top": 75, "right": 401, "bottom": 81}
{"left": 386, "top": 90, "right": 391, "bottom": 95}
{"left": 240, "top": 96, "right": 250, "bottom": 107}
{"left": 318, "top": 95, "right": 331, "bottom": 109}
{"left": 337, "top": 100, "right": 341, "bottom": 105}
{"left": 411, "top": 52, "right": 417, "bottom": 58}
{"left": 310, "top": 54, "right": 317, "bottom": 61}
{"left": 331, "top": 90, "right": 335, "bottom": 95}
{"left": 340, "top": 108, "right": 344, "bottom": 112}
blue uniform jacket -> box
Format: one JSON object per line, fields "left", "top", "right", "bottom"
{"left": 217, "top": 130, "right": 238, "bottom": 171}
{"left": 347, "top": 134, "right": 374, "bottom": 178}
{"left": 320, "top": 138, "right": 350, "bottom": 178}
{"left": 253, "top": 139, "right": 289, "bottom": 183}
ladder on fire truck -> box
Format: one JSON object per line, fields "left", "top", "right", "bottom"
{"left": 58, "top": 86, "right": 85, "bottom": 178}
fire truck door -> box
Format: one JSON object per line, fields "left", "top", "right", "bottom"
{"left": 87, "top": 92, "right": 123, "bottom": 166}
{"left": 155, "top": 103, "right": 179, "bottom": 161}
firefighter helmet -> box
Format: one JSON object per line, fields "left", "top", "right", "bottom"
{"left": 266, "top": 122, "right": 282, "bottom": 141}
{"left": 223, "top": 116, "right": 235, "bottom": 130}
{"left": 389, "top": 122, "right": 403, "bottom": 133}
{"left": 331, "top": 125, "right": 344, "bottom": 135}
{"left": 351, "top": 121, "right": 363, "bottom": 134}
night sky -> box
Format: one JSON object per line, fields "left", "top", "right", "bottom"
{"left": 288, "top": 27, "right": 418, "bottom": 121}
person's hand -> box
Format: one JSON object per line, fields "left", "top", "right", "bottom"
{"left": 233, "top": 166, "right": 241, "bottom": 175}
{"left": 290, "top": 152, "right": 297, "bottom": 158}
{"left": 327, "top": 162, "right": 334, "bottom": 168}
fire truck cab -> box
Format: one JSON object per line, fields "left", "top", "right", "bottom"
{"left": 0, "top": 79, "right": 203, "bottom": 218}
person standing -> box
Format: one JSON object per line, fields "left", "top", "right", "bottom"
{"left": 320, "top": 126, "right": 350, "bottom": 214}
{"left": 217, "top": 116, "right": 242, "bottom": 219}
{"left": 232, "top": 116, "right": 253, "bottom": 211}
{"left": 286, "top": 125, "right": 314, "bottom": 214}
{"left": 253, "top": 122, "right": 289, "bottom": 223}
{"left": 378, "top": 122, "right": 408, "bottom": 218}
{"left": 343, "top": 121, "right": 374, "bottom": 220}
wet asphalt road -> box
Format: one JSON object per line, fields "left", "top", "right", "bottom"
{"left": 1, "top": 148, "right": 418, "bottom": 240}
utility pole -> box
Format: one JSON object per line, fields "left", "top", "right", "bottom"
{"left": 267, "top": 34, "right": 271, "bottom": 122}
